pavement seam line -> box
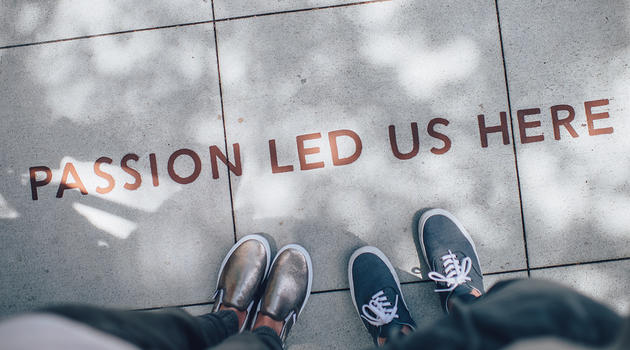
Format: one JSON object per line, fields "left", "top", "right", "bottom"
{"left": 137, "top": 255, "right": 630, "bottom": 310}
{"left": 0, "top": 0, "right": 389, "bottom": 50}
{"left": 494, "top": 0, "right": 531, "bottom": 277}
{"left": 0, "top": 20, "right": 215, "bottom": 50}
{"left": 211, "top": 0, "right": 238, "bottom": 244}
{"left": 213, "top": 0, "right": 391, "bottom": 23}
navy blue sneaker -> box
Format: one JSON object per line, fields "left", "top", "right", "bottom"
{"left": 349, "top": 246, "right": 416, "bottom": 346}
{"left": 417, "top": 208, "right": 484, "bottom": 313}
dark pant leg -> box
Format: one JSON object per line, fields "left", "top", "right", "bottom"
{"left": 380, "top": 279, "right": 623, "bottom": 350}
{"left": 208, "top": 326, "right": 283, "bottom": 350}
{"left": 43, "top": 305, "right": 238, "bottom": 350}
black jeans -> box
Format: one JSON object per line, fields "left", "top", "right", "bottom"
{"left": 380, "top": 279, "right": 625, "bottom": 350}
{"left": 44, "top": 306, "right": 282, "bottom": 350}
{"left": 43, "top": 279, "right": 625, "bottom": 350}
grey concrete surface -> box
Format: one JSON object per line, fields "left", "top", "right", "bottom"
{"left": 218, "top": 0, "right": 526, "bottom": 293}
{"left": 288, "top": 282, "right": 441, "bottom": 350}
{"left": 181, "top": 303, "right": 214, "bottom": 316}
{"left": 498, "top": 0, "right": 630, "bottom": 267}
{"left": 0, "top": 0, "right": 213, "bottom": 47}
{"left": 0, "top": 0, "right": 629, "bottom": 345}
{"left": 531, "top": 261, "right": 630, "bottom": 314}
{"left": 483, "top": 271, "right": 528, "bottom": 291}
{"left": 289, "top": 270, "right": 529, "bottom": 350}
{"left": 0, "top": 24, "right": 235, "bottom": 314}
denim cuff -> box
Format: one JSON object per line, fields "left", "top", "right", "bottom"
{"left": 198, "top": 310, "right": 240, "bottom": 340}
{"left": 253, "top": 326, "right": 283, "bottom": 350}
{"left": 219, "top": 310, "right": 240, "bottom": 333}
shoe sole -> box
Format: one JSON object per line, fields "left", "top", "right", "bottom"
{"left": 347, "top": 246, "right": 410, "bottom": 322}
{"left": 215, "top": 234, "right": 272, "bottom": 288}
{"left": 417, "top": 208, "right": 481, "bottom": 272}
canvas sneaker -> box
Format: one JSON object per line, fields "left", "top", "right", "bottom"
{"left": 349, "top": 246, "right": 417, "bottom": 346}
{"left": 417, "top": 208, "right": 484, "bottom": 313}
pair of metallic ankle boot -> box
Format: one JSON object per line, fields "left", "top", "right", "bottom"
{"left": 211, "top": 235, "right": 313, "bottom": 344}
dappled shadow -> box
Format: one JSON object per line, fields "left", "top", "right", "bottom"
{"left": 217, "top": 0, "right": 527, "bottom": 297}
{"left": 1, "top": 0, "right": 628, "bottom": 337}
{"left": 497, "top": 0, "right": 630, "bottom": 267}
{"left": 0, "top": 7, "right": 235, "bottom": 315}
{"left": 218, "top": 0, "right": 630, "bottom": 309}
{"left": 0, "top": 0, "right": 214, "bottom": 47}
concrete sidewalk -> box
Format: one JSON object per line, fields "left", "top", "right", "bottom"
{"left": 1, "top": 1, "right": 629, "bottom": 348}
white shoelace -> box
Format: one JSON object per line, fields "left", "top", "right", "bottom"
{"left": 428, "top": 250, "right": 472, "bottom": 292}
{"left": 361, "top": 290, "right": 399, "bottom": 326}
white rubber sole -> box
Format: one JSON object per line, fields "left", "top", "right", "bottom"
{"left": 417, "top": 208, "right": 481, "bottom": 272}
{"left": 347, "top": 246, "right": 409, "bottom": 321}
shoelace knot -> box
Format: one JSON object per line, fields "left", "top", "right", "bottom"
{"left": 361, "top": 290, "right": 399, "bottom": 326}
{"left": 427, "top": 250, "right": 472, "bottom": 292}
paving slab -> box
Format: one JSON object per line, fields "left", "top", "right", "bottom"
{"left": 290, "top": 270, "right": 527, "bottom": 349}
{"left": 530, "top": 260, "right": 630, "bottom": 314}
{"left": 213, "top": 0, "right": 358, "bottom": 20}
{"left": 181, "top": 303, "right": 214, "bottom": 316}
{"left": 483, "top": 270, "right": 528, "bottom": 291}
{"left": 498, "top": 0, "right": 630, "bottom": 267}
{"left": 217, "top": 0, "right": 526, "bottom": 292}
{"left": 0, "top": 0, "right": 213, "bottom": 47}
{"left": 0, "top": 24, "right": 235, "bottom": 315}
{"left": 288, "top": 282, "right": 441, "bottom": 350}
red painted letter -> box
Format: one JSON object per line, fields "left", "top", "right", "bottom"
{"left": 585, "top": 99, "right": 613, "bottom": 136}
{"left": 121, "top": 153, "right": 142, "bottom": 190}
{"left": 149, "top": 153, "right": 159, "bottom": 187}
{"left": 427, "top": 118, "right": 451, "bottom": 155}
{"left": 551, "top": 104, "right": 579, "bottom": 140}
{"left": 329, "top": 129, "right": 362, "bottom": 166}
{"left": 29, "top": 166, "right": 52, "bottom": 200}
{"left": 517, "top": 108, "right": 544, "bottom": 144}
{"left": 297, "top": 133, "right": 324, "bottom": 171}
{"left": 478, "top": 113, "right": 510, "bottom": 148}
{"left": 210, "top": 144, "right": 242, "bottom": 179}
{"left": 56, "top": 162, "right": 88, "bottom": 198}
{"left": 168, "top": 149, "right": 202, "bottom": 184}
{"left": 389, "top": 123, "right": 419, "bottom": 160}
{"left": 269, "top": 140, "right": 294, "bottom": 174}
{"left": 94, "top": 157, "right": 115, "bottom": 194}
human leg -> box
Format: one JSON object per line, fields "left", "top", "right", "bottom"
{"left": 371, "top": 208, "right": 624, "bottom": 349}
{"left": 33, "top": 234, "right": 272, "bottom": 350}
{"left": 378, "top": 279, "right": 624, "bottom": 350}
{"left": 42, "top": 305, "right": 239, "bottom": 350}
{"left": 1, "top": 235, "right": 313, "bottom": 350}
{"left": 208, "top": 327, "right": 283, "bottom": 350}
